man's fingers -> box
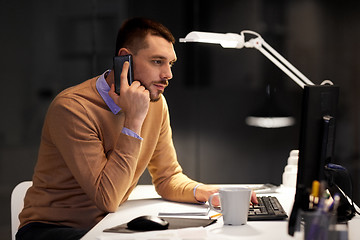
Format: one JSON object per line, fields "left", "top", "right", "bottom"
{"left": 210, "top": 195, "right": 220, "bottom": 206}
{"left": 120, "top": 61, "right": 130, "bottom": 87}
{"left": 251, "top": 191, "right": 258, "bottom": 204}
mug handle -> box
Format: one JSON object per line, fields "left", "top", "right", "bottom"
{"left": 208, "top": 192, "right": 221, "bottom": 213}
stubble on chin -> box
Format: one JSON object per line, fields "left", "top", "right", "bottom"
{"left": 144, "top": 81, "right": 167, "bottom": 102}
{"left": 149, "top": 92, "right": 162, "bottom": 102}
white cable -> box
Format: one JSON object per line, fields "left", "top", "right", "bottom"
{"left": 321, "top": 80, "right": 334, "bottom": 85}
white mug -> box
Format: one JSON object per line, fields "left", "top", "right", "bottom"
{"left": 209, "top": 187, "right": 251, "bottom": 225}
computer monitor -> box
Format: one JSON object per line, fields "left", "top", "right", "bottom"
{"left": 288, "top": 84, "right": 339, "bottom": 236}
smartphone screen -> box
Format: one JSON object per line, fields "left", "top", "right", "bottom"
{"left": 113, "top": 54, "right": 134, "bottom": 95}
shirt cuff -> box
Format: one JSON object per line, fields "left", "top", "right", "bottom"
{"left": 122, "top": 127, "right": 143, "bottom": 140}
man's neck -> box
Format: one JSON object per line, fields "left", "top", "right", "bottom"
{"left": 105, "top": 70, "right": 115, "bottom": 87}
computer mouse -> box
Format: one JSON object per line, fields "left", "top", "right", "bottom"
{"left": 127, "top": 215, "right": 169, "bottom": 231}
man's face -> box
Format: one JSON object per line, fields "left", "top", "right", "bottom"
{"left": 132, "top": 34, "right": 177, "bottom": 102}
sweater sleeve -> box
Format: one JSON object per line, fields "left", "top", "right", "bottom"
{"left": 46, "top": 96, "right": 141, "bottom": 212}
{"left": 147, "top": 97, "right": 200, "bottom": 203}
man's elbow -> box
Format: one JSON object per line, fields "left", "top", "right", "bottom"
{"left": 97, "top": 202, "right": 118, "bottom": 213}
{"left": 95, "top": 196, "right": 120, "bottom": 213}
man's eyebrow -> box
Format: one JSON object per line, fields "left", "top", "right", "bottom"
{"left": 151, "top": 55, "right": 177, "bottom": 63}
{"left": 151, "top": 55, "right": 167, "bottom": 59}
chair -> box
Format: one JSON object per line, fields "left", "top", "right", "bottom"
{"left": 11, "top": 181, "right": 32, "bottom": 240}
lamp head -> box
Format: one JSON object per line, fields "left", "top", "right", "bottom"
{"left": 180, "top": 31, "right": 245, "bottom": 49}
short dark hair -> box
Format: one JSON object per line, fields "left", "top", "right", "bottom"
{"left": 115, "top": 17, "right": 175, "bottom": 56}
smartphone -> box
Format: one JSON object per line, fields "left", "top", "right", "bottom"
{"left": 113, "top": 54, "right": 134, "bottom": 95}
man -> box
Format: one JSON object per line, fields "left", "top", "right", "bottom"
{"left": 16, "top": 18, "right": 256, "bottom": 240}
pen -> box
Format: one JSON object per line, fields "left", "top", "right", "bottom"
{"left": 309, "top": 180, "right": 320, "bottom": 209}
{"left": 209, "top": 213, "right": 222, "bottom": 219}
{"left": 332, "top": 193, "right": 340, "bottom": 213}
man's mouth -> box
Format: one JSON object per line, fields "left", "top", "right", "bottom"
{"left": 154, "top": 84, "right": 166, "bottom": 91}
{"left": 153, "top": 81, "right": 168, "bottom": 91}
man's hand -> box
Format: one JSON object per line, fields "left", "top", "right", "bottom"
{"left": 194, "top": 185, "right": 219, "bottom": 205}
{"left": 250, "top": 190, "right": 258, "bottom": 205}
{"left": 109, "top": 61, "right": 150, "bottom": 135}
{"left": 195, "top": 185, "right": 258, "bottom": 205}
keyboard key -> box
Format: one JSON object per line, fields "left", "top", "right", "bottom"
{"left": 248, "top": 196, "right": 288, "bottom": 221}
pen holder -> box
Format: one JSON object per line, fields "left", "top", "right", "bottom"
{"left": 296, "top": 210, "right": 337, "bottom": 240}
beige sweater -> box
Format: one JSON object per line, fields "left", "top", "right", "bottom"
{"left": 19, "top": 76, "right": 199, "bottom": 229}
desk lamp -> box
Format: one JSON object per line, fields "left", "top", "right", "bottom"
{"left": 180, "top": 31, "right": 317, "bottom": 128}
{"left": 180, "top": 30, "right": 315, "bottom": 87}
{"left": 180, "top": 30, "right": 340, "bottom": 236}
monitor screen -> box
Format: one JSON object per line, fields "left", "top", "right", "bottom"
{"left": 288, "top": 84, "right": 339, "bottom": 236}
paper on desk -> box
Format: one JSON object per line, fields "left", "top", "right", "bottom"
{"left": 252, "top": 183, "right": 279, "bottom": 194}
{"left": 158, "top": 201, "right": 210, "bottom": 216}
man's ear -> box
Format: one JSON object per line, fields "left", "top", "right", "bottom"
{"left": 117, "top": 48, "right": 131, "bottom": 56}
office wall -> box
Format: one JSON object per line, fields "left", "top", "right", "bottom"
{"left": 1, "top": 0, "right": 359, "bottom": 238}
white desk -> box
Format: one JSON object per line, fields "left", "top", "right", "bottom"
{"left": 81, "top": 185, "right": 359, "bottom": 240}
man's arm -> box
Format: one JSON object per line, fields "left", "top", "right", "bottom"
{"left": 46, "top": 97, "right": 142, "bottom": 212}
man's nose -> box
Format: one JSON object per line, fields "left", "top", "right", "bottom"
{"left": 161, "top": 65, "right": 173, "bottom": 80}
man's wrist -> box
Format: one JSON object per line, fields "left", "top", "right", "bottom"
{"left": 193, "top": 184, "right": 206, "bottom": 204}
{"left": 124, "top": 118, "right": 143, "bottom": 136}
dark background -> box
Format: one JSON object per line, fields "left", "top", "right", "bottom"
{"left": 1, "top": 0, "right": 359, "bottom": 239}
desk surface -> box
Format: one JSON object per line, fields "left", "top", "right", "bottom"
{"left": 81, "top": 185, "right": 359, "bottom": 240}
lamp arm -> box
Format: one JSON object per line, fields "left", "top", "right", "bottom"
{"left": 242, "top": 33, "right": 315, "bottom": 88}
{"left": 258, "top": 44, "right": 307, "bottom": 88}
{"left": 261, "top": 40, "right": 314, "bottom": 86}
